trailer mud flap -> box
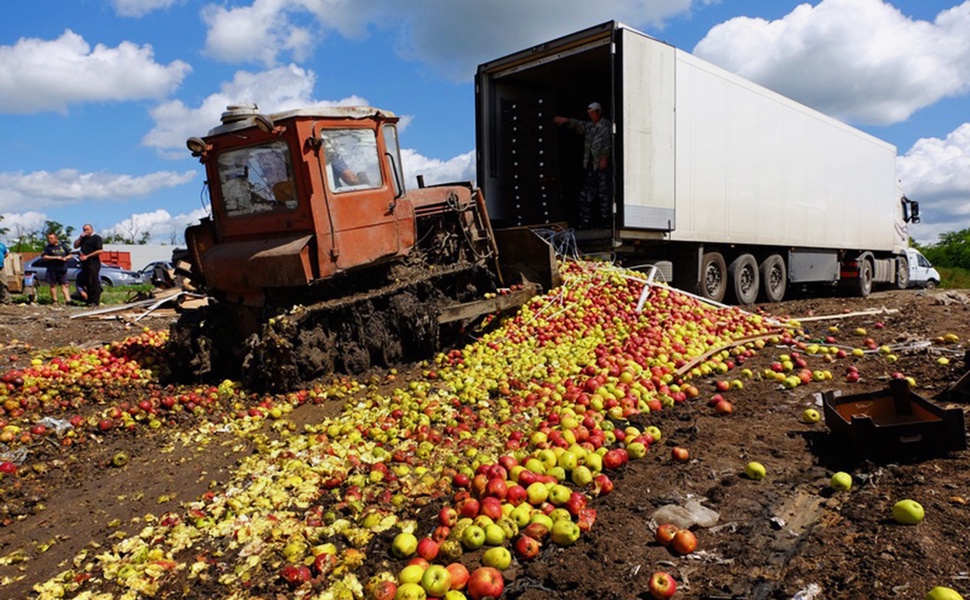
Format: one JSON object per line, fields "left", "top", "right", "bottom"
{"left": 202, "top": 234, "right": 314, "bottom": 299}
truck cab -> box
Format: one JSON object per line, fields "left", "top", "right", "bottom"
{"left": 905, "top": 248, "right": 941, "bottom": 289}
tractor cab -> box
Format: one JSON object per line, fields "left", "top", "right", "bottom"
{"left": 183, "top": 105, "right": 415, "bottom": 305}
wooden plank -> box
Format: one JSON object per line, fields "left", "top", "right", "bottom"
{"left": 438, "top": 283, "right": 539, "bottom": 324}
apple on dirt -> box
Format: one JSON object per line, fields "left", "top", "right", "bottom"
{"left": 648, "top": 571, "right": 677, "bottom": 599}
{"left": 830, "top": 471, "right": 852, "bottom": 491}
{"left": 655, "top": 523, "right": 679, "bottom": 547}
{"left": 925, "top": 586, "right": 964, "bottom": 600}
{"left": 892, "top": 499, "right": 925, "bottom": 525}
{"left": 671, "top": 529, "right": 698, "bottom": 555}
{"left": 744, "top": 461, "right": 766, "bottom": 481}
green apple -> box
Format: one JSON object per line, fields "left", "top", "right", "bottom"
{"left": 645, "top": 425, "right": 662, "bottom": 442}
{"left": 546, "top": 465, "right": 567, "bottom": 482}
{"left": 391, "top": 532, "right": 419, "bottom": 558}
{"left": 395, "top": 581, "right": 427, "bottom": 600}
{"left": 481, "top": 546, "right": 512, "bottom": 570}
{"left": 802, "top": 408, "right": 821, "bottom": 424}
{"left": 583, "top": 452, "right": 603, "bottom": 472}
{"left": 483, "top": 523, "right": 506, "bottom": 546}
{"left": 626, "top": 442, "right": 647, "bottom": 459}
{"left": 420, "top": 564, "right": 452, "bottom": 597}
{"left": 526, "top": 482, "right": 549, "bottom": 505}
{"left": 510, "top": 504, "right": 533, "bottom": 528}
{"left": 443, "top": 591, "right": 468, "bottom": 600}
{"left": 744, "top": 461, "right": 766, "bottom": 481}
{"left": 830, "top": 472, "right": 853, "bottom": 491}
{"left": 524, "top": 457, "right": 546, "bottom": 474}
{"left": 548, "top": 508, "right": 572, "bottom": 523}
{"left": 398, "top": 564, "right": 426, "bottom": 585}
{"left": 530, "top": 512, "right": 554, "bottom": 530}
{"left": 549, "top": 484, "right": 572, "bottom": 505}
{"left": 925, "top": 586, "right": 964, "bottom": 600}
{"left": 461, "top": 525, "right": 486, "bottom": 550}
{"left": 571, "top": 465, "right": 593, "bottom": 487}
{"left": 550, "top": 519, "right": 581, "bottom": 546}
{"left": 557, "top": 451, "right": 579, "bottom": 471}
{"left": 892, "top": 499, "right": 925, "bottom": 525}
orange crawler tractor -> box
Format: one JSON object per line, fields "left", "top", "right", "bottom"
{"left": 170, "top": 105, "right": 558, "bottom": 389}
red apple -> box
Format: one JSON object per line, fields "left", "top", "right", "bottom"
{"left": 446, "top": 562, "right": 470, "bottom": 590}
{"left": 439, "top": 507, "right": 458, "bottom": 527}
{"left": 514, "top": 535, "right": 541, "bottom": 560}
{"left": 466, "top": 567, "right": 504, "bottom": 600}
{"left": 592, "top": 473, "right": 614, "bottom": 496}
{"left": 648, "top": 571, "right": 677, "bottom": 599}
{"left": 416, "top": 537, "right": 439, "bottom": 562}
{"left": 671, "top": 447, "right": 690, "bottom": 462}
{"left": 505, "top": 484, "right": 527, "bottom": 506}
{"left": 655, "top": 523, "right": 679, "bottom": 547}
{"left": 370, "top": 579, "right": 397, "bottom": 600}
{"left": 672, "top": 529, "right": 698, "bottom": 555}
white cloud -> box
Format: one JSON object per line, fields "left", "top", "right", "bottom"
{"left": 400, "top": 149, "right": 476, "bottom": 188}
{"left": 143, "top": 65, "right": 368, "bottom": 155}
{"left": 0, "top": 212, "right": 49, "bottom": 241}
{"left": 0, "top": 30, "right": 191, "bottom": 114}
{"left": 898, "top": 123, "right": 970, "bottom": 244}
{"left": 202, "top": 0, "right": 315, "bottom": 66}
{"left": 103, "top": 208, "right": 207, "bottom": 245}
{"left": 200, "top": 0, "right": 692, "bottom": 76}
{"left": 692, "top": 0, "right": 970, "bottom": 126}
{"left": 0, "top": 169, "right": 196, "bottom": 212}
{"left": 112, "top": 0, "right": 180, "bottom": 17}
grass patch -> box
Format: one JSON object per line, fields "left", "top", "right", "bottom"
{"left": 11, "top": 283, "right": 154, "bottom": 306}
{"left": 938, "top": 266, "right": 970, "bottom": 289}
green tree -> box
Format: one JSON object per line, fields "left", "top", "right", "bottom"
{"left": 916, "top": 227, "right": 970, "bottom": 269}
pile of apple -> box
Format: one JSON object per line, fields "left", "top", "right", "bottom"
{"left": 28, "top": 261, "right": 797, "bottom": 599}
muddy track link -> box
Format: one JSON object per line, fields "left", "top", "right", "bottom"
{"left": 168, "top": 261, "right": 495, "bottom": 391}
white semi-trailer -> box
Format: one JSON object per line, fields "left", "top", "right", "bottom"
{"left": 475, "top": 21, "right": 921, "bottom": 303}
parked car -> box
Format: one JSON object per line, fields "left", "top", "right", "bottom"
{"left": 137, "top": 261, "right": 176, "bottom": 288}
{"left": 22, "top": 256, "right": 145, "bottom": 287}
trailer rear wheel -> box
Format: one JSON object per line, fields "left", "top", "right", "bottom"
{"left": 700, "top": 252, "right": 727, "bottom": 303}
{"left": 895, "top": 255, "right": 909, "bottom": 289}
{"left": 729, "top": 254, "right": 760, "bottom": 305}
{"left": 759, "top": 254, "right": 787, "bottom": 302}
{"left": 856, "top": 257, "right": 874, "bottom": 297}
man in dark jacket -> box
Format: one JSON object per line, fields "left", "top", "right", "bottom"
{"left": 73, "top": 224, "right": 103, "bottom": 306}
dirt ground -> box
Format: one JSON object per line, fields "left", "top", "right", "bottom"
{"left": 0, "top": 286, "right": 968, "bottom": 599}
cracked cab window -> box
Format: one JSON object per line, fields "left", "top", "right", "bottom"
{"left": 218, "top": 140, "right": 298, "bottom": 217}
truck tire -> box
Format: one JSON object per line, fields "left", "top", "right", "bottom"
{"left": 925, "top": 279, "right": 938, "bottom": 290}
{"left": 699, "top": 252, "right": 727, "bottom": 303}
{"left": 759, "top": 254, "right": 787, "bottom": 303}
{"left": 856, "top": 257, "right": 874, "bottom": 297}
{"left": 895, "top": 255, "right": 909, "bottom": 289}
{"left": 729, "top": 254, "right": 760, "bottom": 305}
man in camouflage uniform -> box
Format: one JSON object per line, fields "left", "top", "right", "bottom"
{"left": 0, "top": 241, "right": 9, "bottom": 304}
{"left": 554, "top": 101, "right": 613, "bottom": 229}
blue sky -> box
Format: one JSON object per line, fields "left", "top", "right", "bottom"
{"left": 1, "top": 0, "right": 968, "bottom": 246}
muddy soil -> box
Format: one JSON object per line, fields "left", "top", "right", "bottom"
{"left": 0, "top": 287, "right": 968, "bottom": 599}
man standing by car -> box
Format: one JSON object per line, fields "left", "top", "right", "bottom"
{"left": 74, "top": 224, "right": 103, "bottom": 307}
{"left": 0, "top": 240, "right": 9, "bottom": 304}
{"left": 42, "top": 232, "right": 72, "bottom": 304}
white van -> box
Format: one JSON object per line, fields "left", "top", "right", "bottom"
{"left": 905, "top": 248, "right": 941, "bottom": 289}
